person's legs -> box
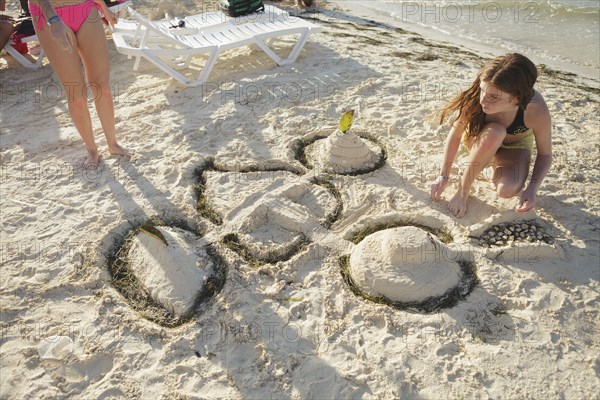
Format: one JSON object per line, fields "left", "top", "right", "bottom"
{"left": 75, "top": 9, "right": 132, "bottom": 158}
{"left": 492, "top": 147, "right": 530, "bottom": 198}
{"left": 448, "top": 122, "right": 506, "bottom": 217}
{"left": 0, "top": 20, "right": 16, "bottom": 49}
{"left": 32, "top": 19, "right": 100, "bottom": 169}
{"left": 19, "top": 0, "right": 30, "bottom": 16}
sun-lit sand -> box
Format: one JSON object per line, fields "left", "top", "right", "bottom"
{"left": 1, "top": 0, "right": 599, "bottom": 398}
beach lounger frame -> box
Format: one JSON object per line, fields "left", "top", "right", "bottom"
{"left": 111, "top": 6, "right": 321, "bottom": 86}
{"left": 3, "top": 34, "right": 45, "bottom": 69}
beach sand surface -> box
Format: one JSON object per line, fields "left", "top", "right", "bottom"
{"left": 1, "top": 1, "right": 599, "bottom": 398}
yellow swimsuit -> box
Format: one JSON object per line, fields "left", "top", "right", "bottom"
{"left": 463, "top": 108, "right": 535, "bottom": 153}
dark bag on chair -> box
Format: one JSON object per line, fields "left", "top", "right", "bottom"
{"left": 16, "top": 18, "right": 35, "bottom": 37}
{"left": 222, "top": 0, "right": 265, "bottom": 17}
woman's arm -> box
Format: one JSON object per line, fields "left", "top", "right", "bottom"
{"left": 518, "top": 92, "right": 552, "bottom": 211}
{"left": 93, "top": 0, "right": 117, "bottom": 26}
{"left": 30, "top": 0, "right": 76, "bottom": 52}
{"left": 30, "top": 0, "right": 57, "bottom": 21}
{"left": 431, "top": 118, "right": 465, "bottom": 200}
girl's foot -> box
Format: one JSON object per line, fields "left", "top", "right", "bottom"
{"left": 108, "top": 143, "right": 135, "bottom": 160}
{"left": 84, "top": 149, "right": 100, "bottom": 170}
{"left": 448, "top": 192, "right": 468, "bottom": 218}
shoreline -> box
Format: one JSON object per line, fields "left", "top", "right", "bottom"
{"left": 328, "top": 1, "right": 600, "bottom": 81}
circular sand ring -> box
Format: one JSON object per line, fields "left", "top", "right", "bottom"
{"left": 346, "top": 226, "right": 477, "bottom": 311}
{"left": 109, "top": 223, "right": 226, "bottom": 326}
{"left": 300, "top": 129, "right": 385, "bottom": 175}
{"left": 128, "top": 226, "right": 214, "bottom": 318}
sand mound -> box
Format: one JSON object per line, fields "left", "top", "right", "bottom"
{"left": 349, "top": 226, "right": 462, "bottom": 303}
{"left": 128, "top": 226, "right": 214, "bottom": 318}
{"left": 306, "top": 129, "right": 382, "bottom": 174}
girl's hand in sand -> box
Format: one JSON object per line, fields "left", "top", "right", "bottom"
{"left": 517, "top": 187, "right": 536, "bottom": 212}
{"left": 431, "top": 176, "right": 449, "bottom": 201}
{"left": 48, "top": 20, "right": 76, "bottom": 53}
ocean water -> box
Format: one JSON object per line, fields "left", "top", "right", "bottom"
{"left": 353, "top": 0, "right": 600, "bottom": 78}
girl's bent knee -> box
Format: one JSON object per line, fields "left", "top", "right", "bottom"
{"left": 496, "top": 183, "right": 520, "bottom": 198}
{"left": 476, "top": 123, "right": 507, "bottom": 151}
{"left": 482, "top": 122, "right": 507, "bottom": 139}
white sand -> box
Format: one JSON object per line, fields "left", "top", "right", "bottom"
{"left": 349, "top": 226, "right": 462, "bottom": 303}
{"left": 1, "top": 0, "right": 599, "bottom": 398}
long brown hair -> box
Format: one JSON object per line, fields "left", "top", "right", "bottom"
{"left": 440, "top": 53, "right": 538, "bottom": 138}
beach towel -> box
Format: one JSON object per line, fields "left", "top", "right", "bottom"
{"left": 8, "top": 18, "right": 34, "bottom": 55}
{"left": 221, "top": 0, "right": 265, "bottom": 17}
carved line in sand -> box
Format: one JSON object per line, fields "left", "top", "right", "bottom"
{"left": 292, "top": 128, "right": 387, "bottom": 176}
{"left": 340, "top": 223, "right": 478, "bottom": 313}
{"left": 107, "top": 217, "right": 226, "bottom": 327}
{"left": 223, "top": 232, "right": 310, "bottom": 267}
{"left": 194, "top": 158, "right": 343, "bottom": 265}
{"left": 194, "top": 158, "right": 305, "bottom": 226}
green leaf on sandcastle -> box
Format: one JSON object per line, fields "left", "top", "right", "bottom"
{"left": 139, "top": 225, "right": 168, "bottom": 246}
{"left": 339, "top": 110, "right": 355, "bottom": 134}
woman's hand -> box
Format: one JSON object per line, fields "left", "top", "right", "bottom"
{"left": 517, "top": 186, "right": 536, "bottom": 212}
{"left": 103, "top": 10, "right": 118, "bottom": 27}
{"left": 48, "top": 20, "right": 76, "bottom": 53}
{"left": 94, "top": 0, "right": 118, "bottom": 27}
{"left": 431, "top": 176, "right": 449, "bottom": 201}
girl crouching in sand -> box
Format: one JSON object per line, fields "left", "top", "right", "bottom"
{"left": 431, "top": 53, "right": 552, "bottom": 217}
{"left": 29, "top": 0, "right": 133, "bottom": 169}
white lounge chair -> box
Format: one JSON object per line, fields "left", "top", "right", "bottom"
{"left": 112, "top": 5, "right": 292, "bottom": 38}
{"left": 3, "top": 34, "right": 44, "bottom": 69}
{"left": 111, "top": 6, "right": 321, "bottom": 86}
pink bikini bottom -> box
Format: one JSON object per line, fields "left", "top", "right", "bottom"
{"left": 29, "top": 0, "right": 99, "bottom": 33}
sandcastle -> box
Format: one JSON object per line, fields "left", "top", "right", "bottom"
{"left": 348, "top": 226, "right": 463, "bottom": 304}
{"left": 306, "top": 128, "right": 383, "bottom": 174}
{"left": 297, "top": 111, "right": 385, "bottom": 175}
{"left": 128, "top": 226, "right": 216, "bottom": 318}
{"left": 108, "top": 113, "right": 474, "bottom": 325}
